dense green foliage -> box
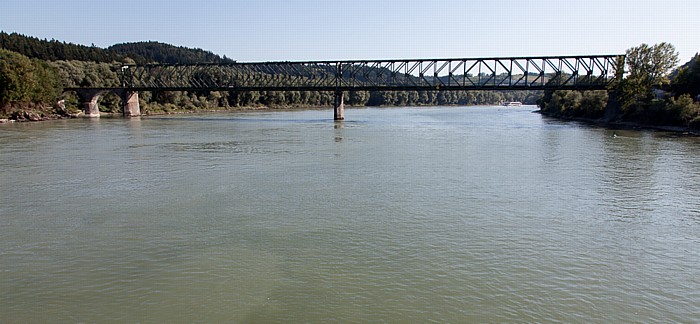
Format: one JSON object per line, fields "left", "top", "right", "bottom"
{"left": 625, "top": 43, "right": 679, "bottom": 88}
{"left": 618, "top": 43, "right": 700, "bottom": 128}
{"left": 135, "top": 89, "right": 540, "bottom": 115}
{"left": 50, "top": 60, "right": 121, "bottom": 87}
{"left": 61, "top": 85, "right": 540, "bottom": 116}
{"left": 619, "top": 43, "right": 679, "bottom": 111}
{"left": 0, "top": 48, "right": 62, "bottom": 116}
{"left": 539, "top": 90, "right": 609, "bottom": 119}
{"left": 672, "top": 54, "right": 700, "bottom": 99}
{"left": 539, "top": 43, "right": 700, "bottom": 130}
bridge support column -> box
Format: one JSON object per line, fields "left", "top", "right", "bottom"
{"left": 334, "top": 91, "right": 344, "bottom": 121}
{"left": 122, "top": 91, "right": 141, "bottom": 117}
{"left": 75, "top": 89, "right": 103, "bottom": 117}
{"left": 604, "top": 91, "right": 621, "bottom": 122}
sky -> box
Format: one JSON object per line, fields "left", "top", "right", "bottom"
{"left": 1, "top": 0, "right": 698, "bottom": 64}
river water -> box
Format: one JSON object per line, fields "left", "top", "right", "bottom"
{"left": 0, "top": 106, "right": 699, "bottom": 322}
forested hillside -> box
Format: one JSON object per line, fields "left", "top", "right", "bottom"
{"left": 0, "top": 32, "right": 233, "bottom": 64}
{"left": 0, "top": 31, "right": 120, "bottom": 62}
{"left": 107, "top": 42, "right": 235, "bottom": 64}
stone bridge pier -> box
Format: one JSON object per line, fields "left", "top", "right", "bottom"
{"left": 334, "top": 91, "right": 344, "bottom": 121}
{"left": 74, "top": 89, "right": 140, "bottom": 117}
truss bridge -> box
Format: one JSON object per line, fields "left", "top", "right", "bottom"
{"left": 67, "top": 55, "right": 624, "bottom": 120}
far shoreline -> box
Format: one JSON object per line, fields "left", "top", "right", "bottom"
{"left": 1, "top": 103, "right": 531, "bottom": 123}
{"left": 4, "top": 104, "right": 699, "bottom": 136}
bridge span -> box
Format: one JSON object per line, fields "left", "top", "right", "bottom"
{"left": 66, "top": 55, "right": 624, "bottom": 120}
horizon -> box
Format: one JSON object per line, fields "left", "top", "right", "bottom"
{"left": 0, "top": 0, "right": 698, "bottom": 64}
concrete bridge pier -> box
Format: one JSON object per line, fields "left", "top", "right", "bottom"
{"left": 604, "top": 91, "right": 621, "bottom": 121}
{"left": 74, "top": 89, "right": 140, "bottom": 117}
{"left": 121, "top": 91, "right": 141, "bottom": 117}
{"left": 334, "top": 91, "right": 344, "bottom": 121}
{"left": 75, "top": 89, "right": 103, "bottom": 117}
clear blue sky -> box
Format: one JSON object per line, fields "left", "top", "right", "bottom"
{"left": 1, "top": 0, "right": 698, "bottom": 63}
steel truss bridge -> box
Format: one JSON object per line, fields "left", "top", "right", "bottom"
{"left": 67, "top": 55, "right": 624, "bottom": 119}
{"left": 120, "top": 55, "right": 624, "bottom": 92}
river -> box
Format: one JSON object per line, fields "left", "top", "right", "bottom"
{"left": 1, "top": 106, "right": 699, "bottom": 322}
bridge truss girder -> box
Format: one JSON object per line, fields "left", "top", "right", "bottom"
{"left": 120, "top": 55, "right": 624, "bottom": 92}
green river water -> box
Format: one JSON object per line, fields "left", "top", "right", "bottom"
{"left": 1, "top": 106, "right": 698, "bottom": 322}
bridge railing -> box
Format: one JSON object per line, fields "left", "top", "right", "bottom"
{"left": 120, "top": 55, "right": 624, "bottom": 92}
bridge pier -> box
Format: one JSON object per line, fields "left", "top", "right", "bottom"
{"left": 122, "top": 91, "right": 141, "bottom": 117}
{"left": 604, "top": 91, "right": 621, "bottom": 121}
{"left": 75, "top": 89, "right": 103, "bottom": 117}
{"left": 73, "top": 89, "right": 140, "bottom": 117}
{"left": 334, "top": 91, "right": 344, "bottom": 121}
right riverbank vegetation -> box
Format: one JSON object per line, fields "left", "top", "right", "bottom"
{"left": 538, "top": 43, "right": 700, "bottom": 131}
{"left": 1, "top": 32, "right": 698, "bottom": 131}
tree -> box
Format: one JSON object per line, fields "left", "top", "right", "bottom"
{"left": 620, "top": 43, "right": 679, "bottom": 112}
{"left": 553, "top": 91, "right": 582, "bottom": 115}
{"left": 347, "top": 91, "right": 369, "bottom": 106}
{"left": 665, "top": 94, "right": 700, "bottom": 126}
{"left": 396, "top": 91, "right": 409, "bottom": 106}
{"left": 673, "top": 54, "right": 700, "bottom": 98}
{"left": 30, "top": 59, "right": 62, "bottom": 104}
{"left": 579, "top": 91, "right": 608, "bottom": 118}
{"left": 625, "top": 43, "right": 679, "bottom": 89}
{"left": 0, "top": 49, "right": 62, "bottom": 110}
{"left": 0, "top": 49, "right": 36, "bottom": 104}
{"left": 626, "top": 43, "right": 678, "bottom": 86}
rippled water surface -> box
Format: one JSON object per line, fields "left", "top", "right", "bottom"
{"left": 1, "top": 106, "right": 699, "bottom": 322}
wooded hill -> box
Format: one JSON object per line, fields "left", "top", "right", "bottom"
{"left": 0, "top": 31, "right": 233, "bottom": 64}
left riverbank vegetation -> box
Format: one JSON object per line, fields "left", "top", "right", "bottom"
{"left": 538, "top": 43, "right": 700, "bottom": 131}
{"left": 0, "top": 48, "right": 64, "bottom": 120}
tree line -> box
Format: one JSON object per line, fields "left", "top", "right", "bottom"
{"left": 0, "top": 31, "right": 121, "bottom": 63}
{"left": 0, "top": 31, "right": 232, "bottom": 64}
{"left": 135, "top": 89, "right": 541, "bottom": 115}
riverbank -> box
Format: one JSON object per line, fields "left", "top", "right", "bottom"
{"left": 0, "top": 105, "right": 312, "bottom": 123}
{"left": 537, "top": 109, "right": 699, "bottom": 135}
{"left": 0, "top": 107, "right": 80, "bottom": 123}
